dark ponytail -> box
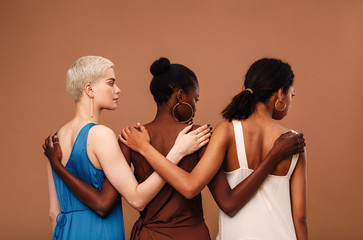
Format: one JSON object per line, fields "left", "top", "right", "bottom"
{"left": 222, "top": 58, "right": 294, "bottom": 121}
{"left": 222, "top": 90, "right": 256, "bottom": 121}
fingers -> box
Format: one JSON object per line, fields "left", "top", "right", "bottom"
{"left": 121, "top": 128, "right": 129, "bottom": 140}
{"left": 119, "top": 134, "right": 127, "bottom": 145}
{"left": 52, "top": 135, "right": 60, "bottom": 145}
{"left": 179, "top": 124, "right": 193, "bottom": 135}
{"left": 196, "top": 126, "right": 211, "bottom": 139}
{"left": 137, "top": 123, "right": 148, "bottom": 134}
{"left": 198, "top": 132, "right": 211, "bottom": 143}
{"left": 198, "top": 138, "right": 210, "bottom": 148}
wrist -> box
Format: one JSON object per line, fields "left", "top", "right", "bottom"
{"left": 50, "top": 158, "right": 62, "bottom": 170}
{"left": 138, "top": 142, "right": 153, "bottom": 157}
{"left": 166, "top": 148, "right": 183, "bottom": 164}
{"left": 267, "top": 148, "right": 281, "bottom": 165}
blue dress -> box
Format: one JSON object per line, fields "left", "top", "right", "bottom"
{"left": 52, "top": 123, "right": 125, "bottom": 240}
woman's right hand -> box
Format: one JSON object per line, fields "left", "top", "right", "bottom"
{"left": 171, "top": 124, "right": 211, "bottom": 158}
{"left": 271, "top": 131, "right": 305, "bottom": 161}
{"left": 42, "top": 133, "right": 63, "bottom": 167}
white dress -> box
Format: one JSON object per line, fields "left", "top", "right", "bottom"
{"left": 216, "top": 120, "right": 299, "bottom": 240}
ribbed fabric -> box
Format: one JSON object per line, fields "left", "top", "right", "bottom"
{"left": 217, "top": 120, "right": 298, "bottom": 240}
{"left": 52, "top": 123, "right": 125, "bottom": 240}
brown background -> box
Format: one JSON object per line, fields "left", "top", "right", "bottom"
{"left": 0, "top": 0, "right": 362, "bottom": 239}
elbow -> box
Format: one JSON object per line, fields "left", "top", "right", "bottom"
{"left": 217, "top": 201, "right": 239, "bottom": 217}
{"left": 182, "top": 182, "right": 200, "bottom": 199}
{"left": 129, "top": 199, "right": 146, "bottom": 212}
{"left": 94, "top": 200, "right": 116, "bottom": 218}
{"left": 219, "top": 205, "right": 237, "bottom": 217}
{"left": 294, "top": 215, "right": 308, "bottom": 227}
{"left": 49, "top": 209, "right": 59, "bottom": 223}
{"left": 298, "top": 216, "right": 308, "bottom": 226}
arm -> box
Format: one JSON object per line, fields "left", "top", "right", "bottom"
{"left": 45, "top": 124, "right": 210, "bottom": 213}
{"left": 121, "top": 122, "right": 305, "bottom": 200}
{"left": 44, "top": 133, "right": 119, "bottom": 218}
{"left": 208, "top": 131, "right": 305, "bottom": 216}
{"left": 291, "top": 150, "right": 308, "bottom": 240}
{"left": 120, "top": 121, "right": 231, "bottom": 199}
{"left": 46, "top": 161, "right": 60, "bottom": 231}
{"left": 95, "top": 124, "right": 210, "bottom": 211}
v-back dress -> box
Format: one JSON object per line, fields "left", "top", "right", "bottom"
{"left": 217, "top": 120, "right": 299, "bottom": 240}
{"left": 129, "top": 138, "right": 211, "bottom": 240}
{"left": 51, "top": 123, "right": 125, "bottom": 240}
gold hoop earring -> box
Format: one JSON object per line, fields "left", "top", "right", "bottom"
{"left": 275, "top": 100, "right": 286, "bottom": 111}
{"left": 90, "top": 97, "right": 94, "bottom": 117}
{"left": 172, "top": 102, "right": 194, "bottom": 123}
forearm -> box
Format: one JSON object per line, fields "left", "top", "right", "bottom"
{"left": 294, "top": 218, "right": 308, "bottom": 240}
{"left": 130, "top": 148, "right": 185, "bottom": 210}
{"left": 139, "top": 143, "right": 203, "bottom": 199}
{"left": 51, "top": 162, "right": 117, "bottom": 217}
{"left": 209, "top": 150, "right": 280, "bottom": 215}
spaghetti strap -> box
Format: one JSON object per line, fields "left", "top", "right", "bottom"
{"left": 286, "top": 154, "right": 299, "bottom": 177}
{"left": 286, "top": 129, "right": 299, "bottom": 177}
{"left": 232, "top": 120, "right": 248, "bottom": 169}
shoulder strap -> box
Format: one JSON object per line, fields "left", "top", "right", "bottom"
{"left": 232, "top": 120, "right": 248, "bottom": 169}
{"left": 286, "top": 154, "right": 299, "bottom": 177}
{"left": 286, "top": 129, "right": 299, "bottom": 177}
{"left": 74, "top": 122, "right": 97, "bottom": 150}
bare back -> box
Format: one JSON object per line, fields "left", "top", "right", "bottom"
{"left": 223, "top": 119, "right": 293, "bottom": 176}
{"left": 56, "top": 121, "right": 102, "bottom": 170}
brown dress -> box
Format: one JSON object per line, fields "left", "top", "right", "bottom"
{"left": 128, "top": 143, "right": 211, "bottom": 240}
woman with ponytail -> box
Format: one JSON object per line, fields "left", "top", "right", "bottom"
{"left": 121, "top": 58, "right": 308, "bottom": 239}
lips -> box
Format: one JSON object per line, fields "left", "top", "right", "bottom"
{"left": 113, "top": 98, "right": 119, "bottom": 102}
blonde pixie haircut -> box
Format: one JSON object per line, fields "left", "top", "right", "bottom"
{"left": 66, "top": 56, "right": 114, "bottom": 102}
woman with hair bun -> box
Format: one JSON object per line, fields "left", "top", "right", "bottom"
{"left": 121, "top": 58, "right": 308, "bottom": 240}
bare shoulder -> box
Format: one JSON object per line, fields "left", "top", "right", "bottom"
{"left": 214, "top": 120, "right": 233, "bottom": 134}
{"left": 88, "top": 125, "right": 117, "bottom": 143}
{"left": 211, "top": 120, "right": 234, "bottom": 142}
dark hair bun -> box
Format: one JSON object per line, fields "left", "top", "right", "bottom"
{"left": 150, "top": 57, "right": 171, "bottom": 76}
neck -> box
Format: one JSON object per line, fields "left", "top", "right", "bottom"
{"left": 247, "top": 101, "right": 274, "bottom": 122}
{"left": 153, "top": 103, "right": 178, "bottom": 123}
{"left": 74, "top": 99, "right": 101, "bottom": 124}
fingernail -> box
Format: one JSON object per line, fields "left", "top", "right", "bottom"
{"left": 209, "top": 127, "right": 213, "bottom": 130}
{"left": 189, "top": 122, "right": 193, "bottom": 125}
{"left": 207, "top": 124, "right": 211, "bottom": 127}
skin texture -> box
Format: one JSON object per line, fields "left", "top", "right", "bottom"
{"left": 120, "top": 86, "right": 308, "bottom": 239}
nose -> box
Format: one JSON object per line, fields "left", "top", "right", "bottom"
{"left": 115, "top": 84, "right": 121, "bottom": 94}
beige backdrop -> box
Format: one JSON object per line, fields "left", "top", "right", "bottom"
{"left": 0, "top": 0, "right": 362, "bottom": 239}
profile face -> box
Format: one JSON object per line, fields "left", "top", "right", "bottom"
{"left": 177, "top": 85, "right": 199, "bottom": 122}
{"left": 93, "top": 67, "right": 121, "bottom": 110}
{"left": 272, "top": 86, "right": 295, "bottom": 120}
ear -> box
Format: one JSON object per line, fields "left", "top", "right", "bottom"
{"left": 84, "top": 83, "right": 94, "bottom": 98}
{"left": 276, "top": 88, "right": 284, "bottom": 100}
{"left": 176, "top": 89, "right": 184, "bottom": 102}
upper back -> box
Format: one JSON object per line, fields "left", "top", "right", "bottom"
{"left": 130, "top": 120, "right": 202, "bottom": 179}
{"left": 223, "top": 119, "right": 294, "bottom": 176}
